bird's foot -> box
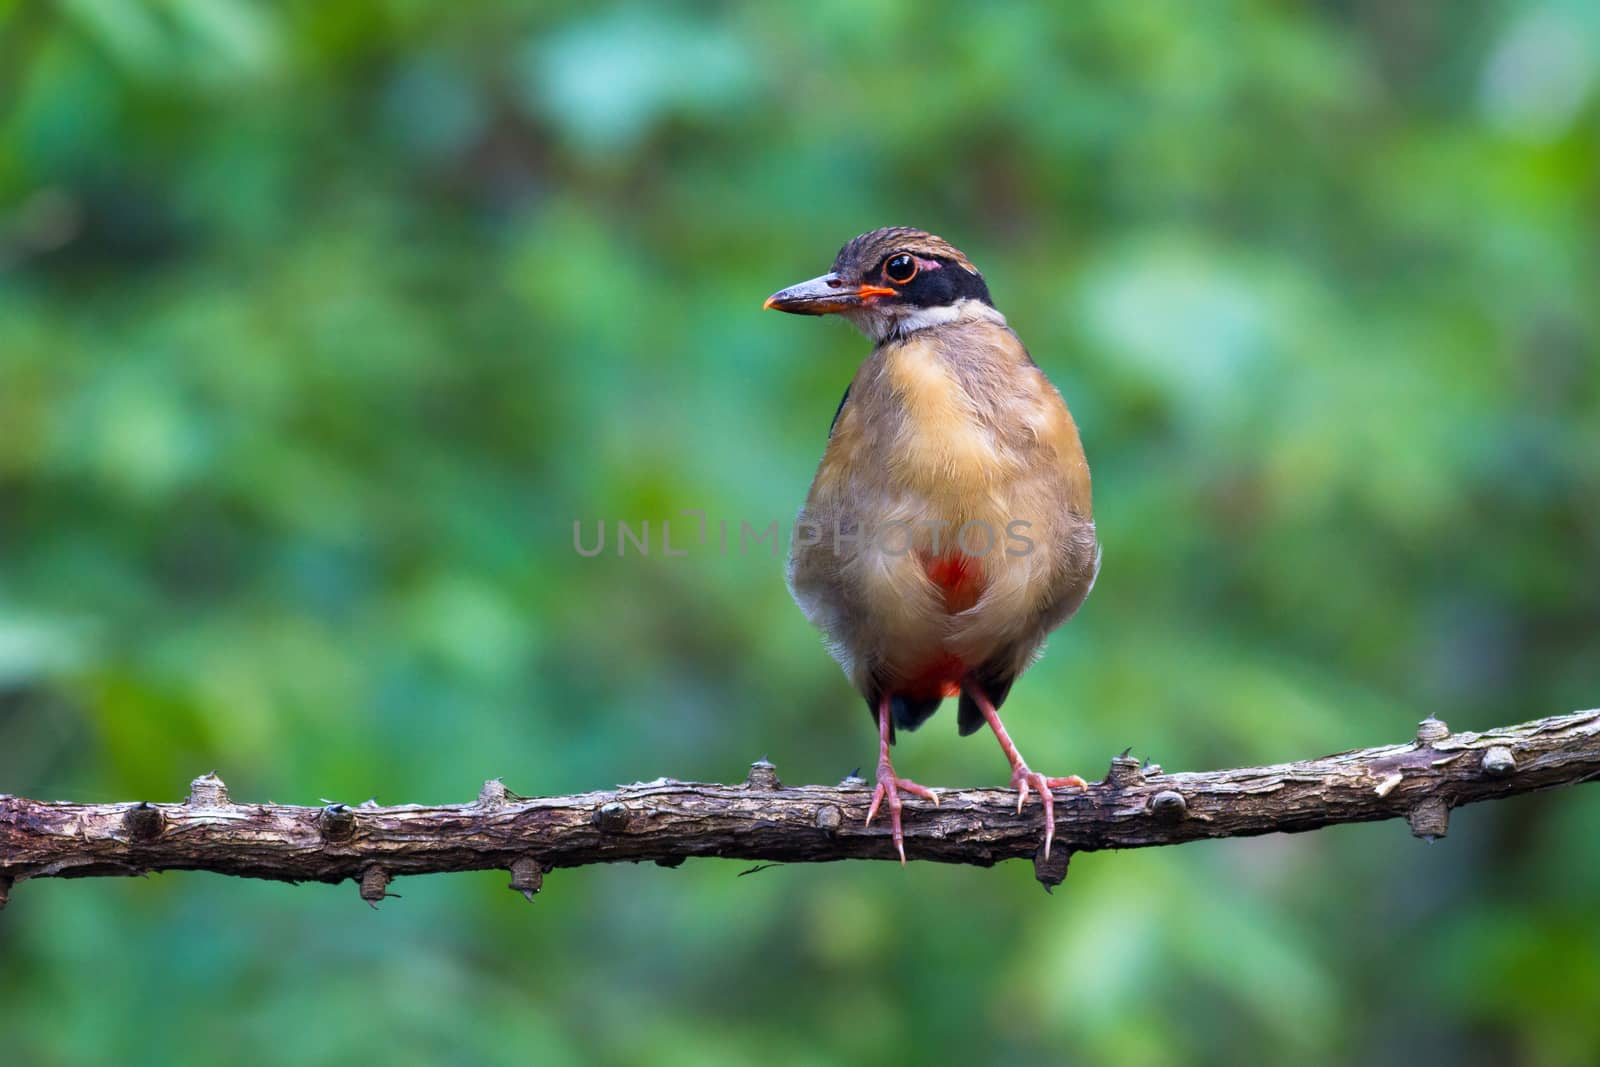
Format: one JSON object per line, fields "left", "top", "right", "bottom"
{"left": 1009, "top": 766, "right": 1088, "bottom": 861}
{"left": 865, "top": 759, "right": 941, "bottom": 866}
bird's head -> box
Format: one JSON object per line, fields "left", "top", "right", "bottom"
{"left": 764, "top": 227, "right": 998, "bottom": 343}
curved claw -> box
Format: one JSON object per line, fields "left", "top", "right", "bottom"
{"left": 864, "top": 780, "right": 887, "bottom": 828}
{"left": 966, "top": 686, "right": 1090, "bottom": 863}
{"left": 865, "top": 778, "right": 907, "bottom": 866}
{"left": 1010, "top": 769, "right": 1089, "bottom": 861}
{"left": 866, "top": 768, "right": 940, "bottom": 867}
{"left": 866, "top": 695, "right": 940, "bottom": 867}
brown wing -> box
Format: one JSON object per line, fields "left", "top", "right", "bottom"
{"left": 954, "top": 346, "right": 1099, "bottom": 732}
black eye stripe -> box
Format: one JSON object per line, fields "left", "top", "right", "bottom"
{"left": 883, "top": 254, "right": 994, "bottom": 309}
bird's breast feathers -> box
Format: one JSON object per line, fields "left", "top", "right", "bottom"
{"left": 788, "top": 315, "right": 1096, "bottom": 691}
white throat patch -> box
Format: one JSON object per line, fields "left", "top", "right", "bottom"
{"left": 844, "top": 298, "right": 1007, "bottom": 344}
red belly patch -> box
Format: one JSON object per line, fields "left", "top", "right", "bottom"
{"left": 919, "top": 551, "right": 985, "bottom": 614}
{"left": 904, "top": 652, "right": 966, "bottom": 700}
{"left": 899, "top": 551, "right": 985, "bottom": 699}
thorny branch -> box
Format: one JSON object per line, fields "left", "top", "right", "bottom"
{"left": 1, "top": 709, "right": 1597, "bottom": 907}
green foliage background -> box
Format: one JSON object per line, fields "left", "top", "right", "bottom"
{"left": 2, "top": 1, "right": 1598, "bottom": 1064}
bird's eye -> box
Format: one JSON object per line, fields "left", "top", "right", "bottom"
{"left": 883, "top": 253, "right": 918, "bottom": 284}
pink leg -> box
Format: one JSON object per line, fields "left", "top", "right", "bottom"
{"left": 864, "top": 694, "right": 941, "bottom": 866}
{"left": 967, "top": 688, "right": 1086, "bottom": 860}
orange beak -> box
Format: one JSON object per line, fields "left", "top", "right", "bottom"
{"left": 764, "top": 273, "right": 897, "bottom": 314}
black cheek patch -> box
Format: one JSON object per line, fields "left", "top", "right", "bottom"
{"left": 899, "top": 257, "right": 992, "bottom": 308}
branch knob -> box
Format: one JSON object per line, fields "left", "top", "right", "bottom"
{"left": 359, "top": 866, "right": 392, "bottom": 907}
{"left": 745, "top": 760, "right": 781, "bottom": 790}
{"left": 1481, "top": 746, "right": 1516, "bottom": 778}
{"left": 1407, "top": 797, "right": 1450, "bottom": 840}
{"left": 593, "top": 802, "right": 631, "bottom": 833}
{"left": 508, "top": 857, "right": 545, "bottom": 902}
{"left": 122, "top": 802, "right": 165, "bottom": 841}
{"left": 1416, "top": 717, "right": 1450, "bottom": 744}
{"left": 1105, "top": 751, "right": 1143, "bottom": 789}
{"left": 319, "top": 804, "right": 356, "bottom": 842}
{"left": 1148, "top": 790, "right": 1188, "bottom": 822}
{"left": 186, "top": 773, "right": 230, "bottom": 807}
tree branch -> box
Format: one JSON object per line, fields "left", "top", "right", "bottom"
{"left": 2, "top": 709, "right": 1597, "bottom": 906}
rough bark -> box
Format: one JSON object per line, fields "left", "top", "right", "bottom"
{"left": 1, "top": 709, "right": 1596, "bottom": 905}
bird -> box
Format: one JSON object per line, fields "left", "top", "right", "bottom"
{"left": 764, "top": 226, "right": 1099, "bottom": 865}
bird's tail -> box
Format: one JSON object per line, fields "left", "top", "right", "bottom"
{"left": 957, "top": 673, "right": 1015, "bottom": 736}
{"left": 866, "top": 693, "right": 945, "bottom": 742}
